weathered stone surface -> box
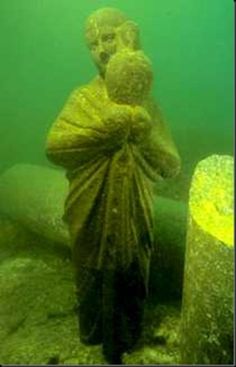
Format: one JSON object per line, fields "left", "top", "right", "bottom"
{"left": 0, "top": 164, "right": 187, "bottom": 299}
{"left": 180, "top": 155, "right": 234, "bottom": 364}
{"left": 0, "top": 164, "right": 69, "bottom": 246}
{"left": 106, "top": 50, "right": 153, "bottom": 105}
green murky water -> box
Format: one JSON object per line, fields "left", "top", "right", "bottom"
{"left": 0, "top": 0, "right": 233, "bottom": 176}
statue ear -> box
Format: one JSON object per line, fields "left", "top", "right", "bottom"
{"left": 117, "top": 20, "right": 141, "bottom": 50}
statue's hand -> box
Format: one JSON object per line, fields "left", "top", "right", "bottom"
{"left": 103, "top": 104, "right": 132, "bottom": 150}
{"left": 129, "top": 106, "right": 152, "bottom": 143}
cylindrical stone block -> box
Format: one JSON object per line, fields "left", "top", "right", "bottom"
{"left": 0, "top": 164, "right": 69, "bottom": 246}
{"left": 180, "top": 155, "right": 234, "bottom": 364}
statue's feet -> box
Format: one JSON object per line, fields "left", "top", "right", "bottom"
{"left": 80, "top": 332, "right": 102, "bottom": 346}
{"left": 73, "top": 302, "right": 103, "bottom": 345}
{"left": 103, "top": 347, "right": 123, "bottom": 365}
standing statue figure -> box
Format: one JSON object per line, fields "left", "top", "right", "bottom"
{"left": 46, "top": 7, "right": 181, "bottom": 364}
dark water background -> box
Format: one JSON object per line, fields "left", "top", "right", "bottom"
{"left": 0, "top": 0, "right": 233, "bottom": 191}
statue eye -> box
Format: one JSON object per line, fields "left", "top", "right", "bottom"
{"left": 102, "top": 33, "right": 115, "bottom": 42}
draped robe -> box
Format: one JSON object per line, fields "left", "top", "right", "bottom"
{"left": 46, "top": 76, "right": 181, "bottom": 299}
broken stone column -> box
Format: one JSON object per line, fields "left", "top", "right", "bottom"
{"left": 0, "top": 164, "right": 69, "bottom": 246}
{"left": 180, "top": 155, "right": 234, "bottom": 364}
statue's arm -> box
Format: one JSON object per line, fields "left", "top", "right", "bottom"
{"left": 139, "top": 100, "right": 181, "bottom": 179}
{"left": 46, "top": 89, "right": 99, "bottom": 169}
{"left": 46, "top": 88, "right": 130, "bottom": 169}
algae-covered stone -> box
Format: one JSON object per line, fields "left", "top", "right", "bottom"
{"left": 0, "top": 164, "right": 69, "bottom": 246}
{"left": 180, "top": 155, "right": 234, "bottom": 364}
{"left": 106, "top": 50, "right": 153, "bottom": 105}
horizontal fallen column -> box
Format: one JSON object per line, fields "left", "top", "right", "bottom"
{"left": 0, "top": 164, "right": 187, "bottom": 300}
{"left": 0, "top": 164, "right": 69, "bottom": 246}
{"left": 180, "top": 155, "right": 234, "bottom": 364}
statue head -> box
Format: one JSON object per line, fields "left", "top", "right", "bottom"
{"left": 105, "top": 50, "right": 153, "bottom": 105}
{"left": 85, "top": 7, "right": 140, "bottom": 77}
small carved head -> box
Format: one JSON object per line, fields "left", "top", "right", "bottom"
{"left": 105, "top": 50, "right": 153, "bottom": 105}
{"left": 85, "top": 7, "right": 140, "bottom": 77}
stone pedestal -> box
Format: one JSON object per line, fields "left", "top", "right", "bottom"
{"left": 180, "top": 155, "right": 234, "bottom": 364}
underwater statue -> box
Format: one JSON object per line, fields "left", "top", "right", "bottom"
{"left": 46, "top": 7, "right": 181, "bottom": 364}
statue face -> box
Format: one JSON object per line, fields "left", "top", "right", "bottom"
{"left": 85, "top": 8, "right": 140, "bottom": 77}
{"left": 86, "top": 24, "right": 118, "bottom": 77}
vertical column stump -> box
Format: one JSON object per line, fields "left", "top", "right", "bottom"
{"left": 180, "top": 155, "right": 234, "bottom": 364}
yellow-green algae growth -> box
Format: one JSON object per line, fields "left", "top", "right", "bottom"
{"left": 180, "top": 154, "right": 234, "bottom": 365}
{"left": 189, "top": 154, "right": 233, "bottom": 246}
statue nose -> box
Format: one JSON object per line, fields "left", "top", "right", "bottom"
{"left": 100, "top": 51, "right": 109, "bottom": 63}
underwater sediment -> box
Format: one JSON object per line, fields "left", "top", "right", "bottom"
{"left": 180, "top": 154, "right": 234, "bottom": 364}
{"left": 1, "top": 157, "right": 233, "bottom": 364}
